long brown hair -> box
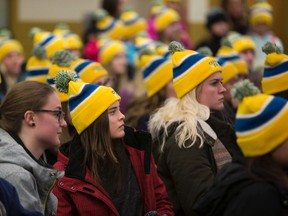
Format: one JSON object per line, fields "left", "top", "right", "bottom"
{"left": 0, "top": 81, "right": 55, "bottom": 133}
{"left": 80, "top": 110, "right": 122, "bottom": 191}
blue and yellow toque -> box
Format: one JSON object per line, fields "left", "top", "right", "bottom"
{"left": 25, "top": 46, "right": 51, "bottom": 83}
{"left": 120, "top": 10, "right": 147, "bottom": 39}
{"left": 169, "top": 41, "right": 222, "bottom": 98}
{"left": 232, "top": 80, "right": 288, "bottom": 157}
{"left": 261, "top": 42, "right": 288, "bottom": 95}
{"left": 154, "top": 8, "right": 180, "bottom": 32}
{"left": 139, "top": 48, "right": 173, "bottom": 97}
{"left": 249, "top": 0, "right": 273, "bottom": 26}
{"left": 70, "top": 58, "right": 108, "bottom": 84}
{"left": 55, "top": 71, "right": 120, "bottom": 134}
{"left": 0, "top": 38, "right": 23, "bottom": 62}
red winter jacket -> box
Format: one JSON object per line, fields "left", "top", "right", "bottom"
{"left": 53, "top": 127, "right": 174, "bottom": 216}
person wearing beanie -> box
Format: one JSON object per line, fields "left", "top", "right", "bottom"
{"left": 162, "top": 0, "right": 193, "bottom": 50}
{"left": 216, "top": 57, "right": 242, "bottom": 124}
{"left": 125, "top": 47, "right": 175, "bottom": 138}
{"left": 52, "top": 71, "right": 174, "bottom": 216}
{"left": 120, "top": 9, "right": 147, "bottom": 80}
{"left": 70, "top": 58, "right": 110, "bottom": 86}
{"left": 216, "top": 37, "right": 249, "bottom": 79}
{"left": 194, "top": 79, "right": 288, "bottom": 216}
{"left": 46, "top": 50, "right": 78, "bottom": 159}
{"left": 0, "top": 36, "right": 25, "bottom": 103}
{"left": 196, "top": 7, "right": 230, "bottom": 56}
{"left": 25, "top": 46, "right": 51, "bottom": 83}
{"left": 30, "top": 28, "right": 67, "bottom": 60}
{"left": 93, "top": 8, "right": 124, "bottom": 40}
{"left": 99, "top": 39, "right": 134, "bottom": 114}
{"left": 261, "top": 42, "right": 288, "bottom": 100}
{"left": 228, "top": 31, "right": 256, "bottom": 72}
{"left": 148, "top": 41, "right": 242, "bottom": 215}
{"left": 153, "top": 7, "right": 183, "bottom": 46}
{"left": 0, "top": 81, "right": 66, "bottom": 215}
{"left": 249, "top": 0, "right": 284, "bottom": 71}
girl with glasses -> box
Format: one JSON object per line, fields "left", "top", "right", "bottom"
{"left": 0, "top": 81, "right": 67, "bottom": 215}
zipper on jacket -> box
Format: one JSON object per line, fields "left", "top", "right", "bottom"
{"left": 43, "top": 177, "right": 57, "bottom": 215}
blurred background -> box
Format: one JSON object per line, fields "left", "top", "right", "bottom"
{"left": 1, "top": 0, "right": 287, "bottom": 56}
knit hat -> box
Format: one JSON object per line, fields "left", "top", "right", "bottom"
{"left": 249, "top": 0, "right": 273, "bottom": 26}
{"left": 70, "top": 58, "right": 108, "bottom": 84}
{"left": 99, "top": 39, "right": 126, "bottom": 66}
{"left": 206, "top": 7, "right": 229, "bottom": 30}
{"left": 25, "top": 46, "right": 51, "bottom": 83}
{"left": 154, "top": 8, "right": 180, "bottom": 32}
{"left": 31, "top": 29, "right": 67, "bottom": 59}
{"left": 134, "top": 33, "right": 154, "bottom": 51}
{"left": 169, "top": 41, "right": 222, "bottom": 98}
{"left": 0, "top": 38, "right": 23, "bottom": 62}
{"left": 55, "top": 71, "right": 120, "bottom": 134}
{"left": 217, "top": 38, "right": 248, "bottom": 75}
{"left": 47, "top": 50, "right": 78, "bottom": 102}
{"left": 232, "top": 80, "right": 288, "bottom": 157}
{"left": 228, "top": 32, "right": 256, "bottom": 53}
{"left": 261, "top": 42, "right": 288, "bottom": 95}
{"left": 217, "top": 58, "right": 238, "bottom": 85}
{"left": 120, "top": 10, "right": 147, "bottom": 39}
{"left": 139, "top": 48, "right": 173, "bottom": 97}
{"left": 93, "top": 9, "right": 124, "bottom": 40}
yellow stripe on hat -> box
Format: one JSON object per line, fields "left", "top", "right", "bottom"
{"left": 0, "top": 39, "right": 23, "bottom": 61}
{"left": 154, "top": 8, "right": 180, "bottom": 32}
{"left": 68, "top": 81, "right": 120, "bottom": 134}
{"left": 99, "top": 40, "right": 126, "bottom": 65}
{"left": 172, "top": 51, "right": 222, "bottom": 98}
{"left": 233, "top": 36, "right": 256, "bottom": 53}
{"left": 236, "top": 95, "right": 288, "bottom": 157}
{"left": 144, "top": 59, "right": 172, "bottom": 97}
{"left": 71, "top": 58, "right": 108, "bottom": 84}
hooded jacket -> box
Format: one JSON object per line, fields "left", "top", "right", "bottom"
{"left": 194, "top": 159, "right": 288, "bottom": 216}
{"left": 0, "top": 128, "right": 63, "bottom": 216}
{"left": 53, "top": 126, "right": 174, "bottom": 216}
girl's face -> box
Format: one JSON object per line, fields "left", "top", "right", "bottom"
{"left": 2, "top": 51, "right": 24, "bottom": 76}
{"left": 108, "top": 100, "right": 125, "bottom": 139}
{"left": 33, "top": 92, "right": 67, "bottom": 148}
{"left": 239, "top": 49, "right": 255, "bottom": 70}
{"left": 110, "top": 52, "right": 127, "bottom": 75}
{"left": 197, "top": 72, "right": 226, "bottom": 111}
{"left": 163, "top": 22, "right": 182, "bottom": 42}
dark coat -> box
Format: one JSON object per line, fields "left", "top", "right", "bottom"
{"left": 156, "top": 115, "right": 243, "bottom": 216}
{"left": 194, "top": 159, "right": 288, "bottom": 216}
{"left": 53, "top": 126, "right": 174, "bottom": 216}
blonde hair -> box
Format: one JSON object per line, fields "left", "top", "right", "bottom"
{"left": 148, "top": 88, "right": 210, "bottom": 151}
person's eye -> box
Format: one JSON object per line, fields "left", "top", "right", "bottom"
{"left": 109, "top": 110, "right": 116, "bottom": 115}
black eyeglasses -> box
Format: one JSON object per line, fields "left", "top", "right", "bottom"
{"left": 33, "top": 109, "right": 65, "bottom": 123}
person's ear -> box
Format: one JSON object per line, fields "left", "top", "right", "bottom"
{"left": 23, "top": 110, "right": 36, "bottom": 127}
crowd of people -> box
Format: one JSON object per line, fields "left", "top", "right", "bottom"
{"left": 0, "top": 0, "right": 287, "bottom": 215}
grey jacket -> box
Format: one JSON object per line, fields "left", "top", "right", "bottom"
{"left": 0, "top": 128, "right": 63, "bottom": 216}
